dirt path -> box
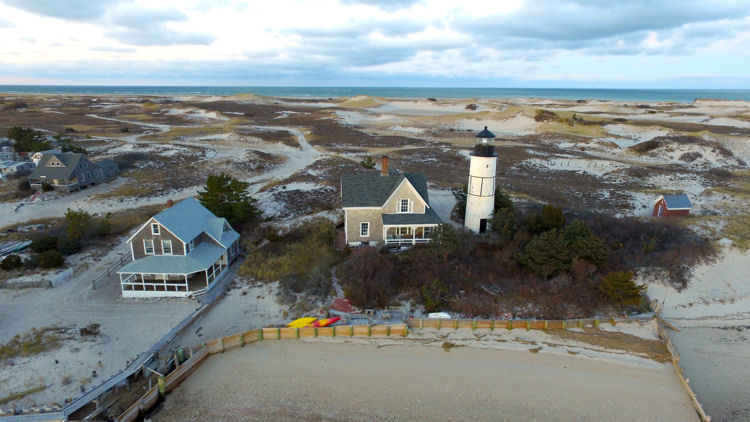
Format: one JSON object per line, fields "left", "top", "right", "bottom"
{"left": 153, "top": 340, "right": 699, "bottom": 422}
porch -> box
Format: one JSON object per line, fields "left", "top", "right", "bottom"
{"left": 383, "top": 225, "right": 437, "bottom": 246}
{"left": 118, "top": 254, "right": 228, "bottom": 298}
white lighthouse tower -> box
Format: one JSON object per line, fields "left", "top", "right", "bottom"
{"left": 464, "top": 126, "right": 497, "bottom": 233}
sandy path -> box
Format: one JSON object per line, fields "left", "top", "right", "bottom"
{"left": 646, "top": 248, "right": 750, "bottom": 421}
{"left": 153, "top": 340, "right": 698, "bottom": 422}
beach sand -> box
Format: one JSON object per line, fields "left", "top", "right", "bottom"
{"left": 153, "top": 339, "right": 699, "bottom": 422}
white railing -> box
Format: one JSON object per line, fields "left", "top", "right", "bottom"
{"left": 385, "top": 237, "right": 431, "bottom": 245}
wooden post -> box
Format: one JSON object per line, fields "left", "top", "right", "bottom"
{"left": 544, "top": 321, "right": 549, "bottom": 330}
{"left": 157, "top": 376, "right": 165, "bottom": 397}
{"left": 173, "top": 351, "right": 179, "bottom": 367}
{"left": 610, "top": 317, "right": 616, "bottom": 326}
{"left": 578, "top": 320, "right": 583, "bottom": 329}
{"left": 258, "top": 330, "right": 264, "bottom": 341}
{"left": 367, "top": 325, "right": 372, "bottom": 337}
{"left": 350, "top": 326, "right": 354, "bottom": 337}
{"left": 332, "top": 326, "right": 336, "bottom": 338}
{"left": 239, "top": 334, "right": 245, "bottom": 347}
{"left": 561, "top": 320, "right": 567, "bottom": 330}
{"left": 419, "top": 318, "right": 423, "bottom": 329}
{"left": 403, "top": 325, "right": 408, "bottom": 337}
{"left": 526, "top": 320, "right": 531, "bottom": 330}
{"left": 507, "top": 320, "right": 512, "bottom": 330}
{"left": 490, "top": 320, "right": 495, "bottom": 331}
{"left": 594, "top": 318, "right": 600, "bottom": 328}
{"left": 276, "top": 328, "right": 281, "bottom": 340}
{"left": 295, "top": 327, "right": 300, "bottom": 339}
{"left": 437, "top": 319, "right": 441, "bottom": 330}
{"left": 453, "top": 319, "right": 458, "bottom": 330}
{"left": 219, "top": 338, "right": 225, "bottom": 353}
{"left": 472, "top": 319, "right": 477, "bottom": 330}
{"left": 177, "top": 348, "right": 184, "bottom": 363}
{"left": 314, "top": 327, "right": 318, "bottom": 338}
{"left": 386, "top": 325, "right": 391, "bottom": 336}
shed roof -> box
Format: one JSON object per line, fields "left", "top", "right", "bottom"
{"left": 341, "top": 171, "right": 429, "bottom": 208}
{"left": 117, "top": 241, "right": 225, "bottom": 275}
{"left": 657, "top": 194, "right": 692, "bottom": 210}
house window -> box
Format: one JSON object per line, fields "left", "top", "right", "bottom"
{"left": 151, "top": 223, "right": 160, "bottom": 235}
{"left": 360, "top": 222, "right": 370, "bottom": 237}
{"left": 398, "top": 227, "right": 412, "bottom": 236}
{"left": 424, "top": 227, "right": 433, "bottom": 237}
{"left": 399, "top": 198, "right": 410, "bottom": 213}
{"left": 144, "top": 239, "right": 154, "bottom": 255}
{"left": 188, "top": 239, "right": 195, "bottom": 252}
{"left": 162, "top": 240, "right": 172, "bottom": 255}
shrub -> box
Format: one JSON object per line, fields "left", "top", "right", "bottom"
{"left": 57, "top": 236, "right": 82, "bottom": 255}
{"left": 30, "top": 236, "right": 59, "bottom": 253}
{"left": 23, "top": 254, "right": 38, "bottom": 269}
{"left": 79, "top": 323, "right": 100, "bottom": 337}
{"left": 523, "top": 205, "right": 565, "bottom": 234}
{"left": 38, "top": 250, "right": 64, "bottom": 268}
{"left": 598, "top": 271, "right": 644, "bottom": 306}
{"left": 359, "top": 156, "right": 376, "bottom": 169}
{"left": 17, "top": 179, "right": 31, "bottom": 193}
{"left": 517, "top": 229, "right": 571, "bottom": 278}
{"left": 93, "top": 218, "right": 111, "bottom": 237}
{"left": 41, "top": 182, "right": 54, "bottom": 192}
{"left": 65, "top": 209, "right": 92, "bottom": 240}
{"left": 420, "top": 279, "right": 449, "bottom": 312}
{"left": 1, "top": 254, "right": 22, "bottom": 271}
{"left": 339, "top": 248, "right": 399, "bottom": 308}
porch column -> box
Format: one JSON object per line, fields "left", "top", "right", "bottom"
{"left": 205, "top": 270, "right": 209, "bottom": 286}
{"left": 412, "top": 227, "right": 416, "bottom": 245}
{"left": 184, "top": 274, "right": 188, "bottom": 292}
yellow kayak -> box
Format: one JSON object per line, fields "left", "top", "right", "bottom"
{"left": 287, "top": 317, "right": 317, "bottom": 328}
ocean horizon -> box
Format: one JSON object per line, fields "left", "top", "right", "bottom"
{"left": 2, "top": 85, "right": 750, "bottom": 103}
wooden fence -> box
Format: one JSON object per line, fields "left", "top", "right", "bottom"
{"left": 115, "top": 324, "right": 406, "bottom": 422}
{"left": 654, "top": 314, "right": 711, "bottom": 422}
{"left": 92, "top": 252, "right": 131, "bottom": 290}
{"left": 406, "top": 317, "right": 619, "bottom": 330}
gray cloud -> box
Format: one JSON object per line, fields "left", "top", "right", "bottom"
{"left": 104, "top": 5, "right": 214, "bottom": 46}
{"left": 1, "top": 0, "right": 122, "bottom": 21}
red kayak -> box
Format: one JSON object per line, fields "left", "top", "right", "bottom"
{"left": 307, "top": 317, "right": 341, "bottom": 327}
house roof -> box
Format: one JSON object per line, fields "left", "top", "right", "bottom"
{"left": 382, "top": 206, "right": 442, "bottom": 225}
{"left": 476, "top": 126, "right": 496, "bottom": 138}
{"left": 150, "top": 197, "right": 238, "bottom": 247}
{"left": 341, "top": 171, "right": 430, "bottom": 208}
{"left": 28, "top": 152, "right": 83, "bottom": 180}
{"left": 118, "top": 241, "right": 225, "bottom": 275}
{"left": 657, "top": 194, "right": 692, "bottom": 210}
{"left": 97, "top": 159, "right": 119, "bottom": 173}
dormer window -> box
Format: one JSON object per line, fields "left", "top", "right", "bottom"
{"left": 186, "top": 239, "right": 195, "bottom": 254}
{"left": 151, "top": 223, "right": 160, "bottom": 235}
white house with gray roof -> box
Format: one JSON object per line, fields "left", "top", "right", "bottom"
{"left": 340, "top": 156, "right": 441, "bottom": 247}
{"left": 28, "top": 151, "right": 119, "bottom": 192}
{"left": 117, "top": 197, "right": 240, "bottom": 298}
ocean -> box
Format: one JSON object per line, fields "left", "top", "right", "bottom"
{"left": 1, "top": 85, "right": 750, "bottom": 103}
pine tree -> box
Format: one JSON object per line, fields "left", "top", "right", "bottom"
{"left": 598, "top": 270, "right": 644, "bottom": 306}
{"left": 198, "top": 173, "right": 260, "bottom": 229}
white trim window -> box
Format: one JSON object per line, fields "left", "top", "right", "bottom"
{"left": 424, "top": 227, "right": 433, "bottom": 237}
{"left": 360, "top": 222, "right": 370, "bottom": 237}
{"left": 398, "top": 227, "right": 412, "bottom": 236}
{"left": 399, "top": 198, "right": 411, "bottom": 213}
{"left": 188, "top": 239, "right": 195, "bottom": 253}
{"left": 151, "top": 223, "right": 160, "bottom": 235}
{"left": 144, "top": 239, "right": 154, "bottom": 255}
{"left": 162, "top": 239, "right": 172, "bottom": 255}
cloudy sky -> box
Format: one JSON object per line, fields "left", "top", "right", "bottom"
{"left": 1, "top": 0, "right": 749, "bottom": 87}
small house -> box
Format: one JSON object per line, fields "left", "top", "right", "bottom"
{"left": 340, "top": 156, "right": 441, "bottom": 247}
{"left": 28, "top": 152, "right": 119, "bottom": 192}
{"left": 0, "top": 160, "right": 35, "bottom": 177}
{"left": 653, "top": 194, "right": 692, "bottom": 218}
{"left": 117, "top": 197, "right": 241, "bottom": 298}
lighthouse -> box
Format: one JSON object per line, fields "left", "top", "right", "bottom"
{"left": 464, "top": 126, "right": 497, "bottom": 233}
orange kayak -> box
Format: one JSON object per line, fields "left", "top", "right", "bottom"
{"left": 307, "top": 317, "right": 341, "bottom": 327}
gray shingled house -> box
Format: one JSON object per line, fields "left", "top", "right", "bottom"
{"left": 28, "top": 152, "right": 119, "bottom": 192}
{"left": 340, "top": 156, "right": 441, "bottom": 247}
{"left": 117, "top": 197, "right": 241, "bottom": 298}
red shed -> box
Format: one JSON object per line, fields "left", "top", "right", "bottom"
{"left": 653, "top": 194, "right": 692, "bottom": 218}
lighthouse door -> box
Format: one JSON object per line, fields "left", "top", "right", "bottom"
{"left": 479, "top": 219, "right": 487, "bottom": 233}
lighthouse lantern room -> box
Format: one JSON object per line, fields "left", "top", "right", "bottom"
{"left": 464, "top": 126, "right": 498, "bottom": 233}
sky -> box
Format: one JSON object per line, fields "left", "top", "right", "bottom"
{"left": 0, "top": 0, "right": 749, "bottom": 88}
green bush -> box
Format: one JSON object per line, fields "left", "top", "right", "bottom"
{"left": 30, "top": 236, "right": 59, "bottom": 253}
{"left": 93, "top": 218, "right": 111, "bottom": 237}
{"left": 420, "top": 279, "right": 449, "bottom": 312}
{"left": 0, "top": 255, "right": 22, "bottom": 271}
{"left": 64, "top": 209, "right": 92, "bottom": 240}
{"left": 517, "top": 229, "right": 571, "bottom": 278}
{"left": 38, "top": 250, "right": 64, "bottom": 268}
{"left": 598, "top": 270, "right": 645, "bottom": 306}
{"left": 23, "top": 254, "right": 38, "bottom": 269}
{"left": 57, "top": 236, "right": 82, "bottom": 255}
{"left": 41, "top": 182, "right": 54, "bottom": 192}
{"left": 523, "top": 205, "right": 565, "bottom": 234}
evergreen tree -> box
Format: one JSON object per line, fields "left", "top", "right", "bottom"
{"left": 517, "top": 229, "right": 571, "bottom": 278}
{"left": 7, "top": 127, "right": 52, "bottom": 152}
{"left": 598, "top": 270, "right": 644, "bottom": 306}
{"left": 562, "top": 220, "right": 609, "bottom": 266}
{"left": 198, "top": 173, "right": 260, "bottom": 229}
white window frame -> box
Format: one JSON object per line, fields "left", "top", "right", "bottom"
{"left": 360, "top": 222, "right": 370, "bottom": 237}
{"left": 162, "top": 239, "right": 172, "bottom": 255}
{"left": 423, "top": 227, "right": 433, "bottom": 236}
{"left": 398, "top": 227, "right": 412, "bottom": 236}
{"left": 143, "top": 239, "right": 154, "bottom": 255}
{"left": 151, "top": 223, "right": 160, "bottom": 235}
{"left": 188, "top": 239, "right": 195, "bottom": 253}
{"left": 399, "top": 198, "right": 411, "bottom": 213}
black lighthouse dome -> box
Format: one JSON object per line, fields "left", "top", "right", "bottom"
{"left": 472, "top": 126, "right": 498, "bottom": 157}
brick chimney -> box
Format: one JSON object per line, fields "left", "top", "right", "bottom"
{"left": 381, "top": 155, "right": 389, "bottom": 176}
